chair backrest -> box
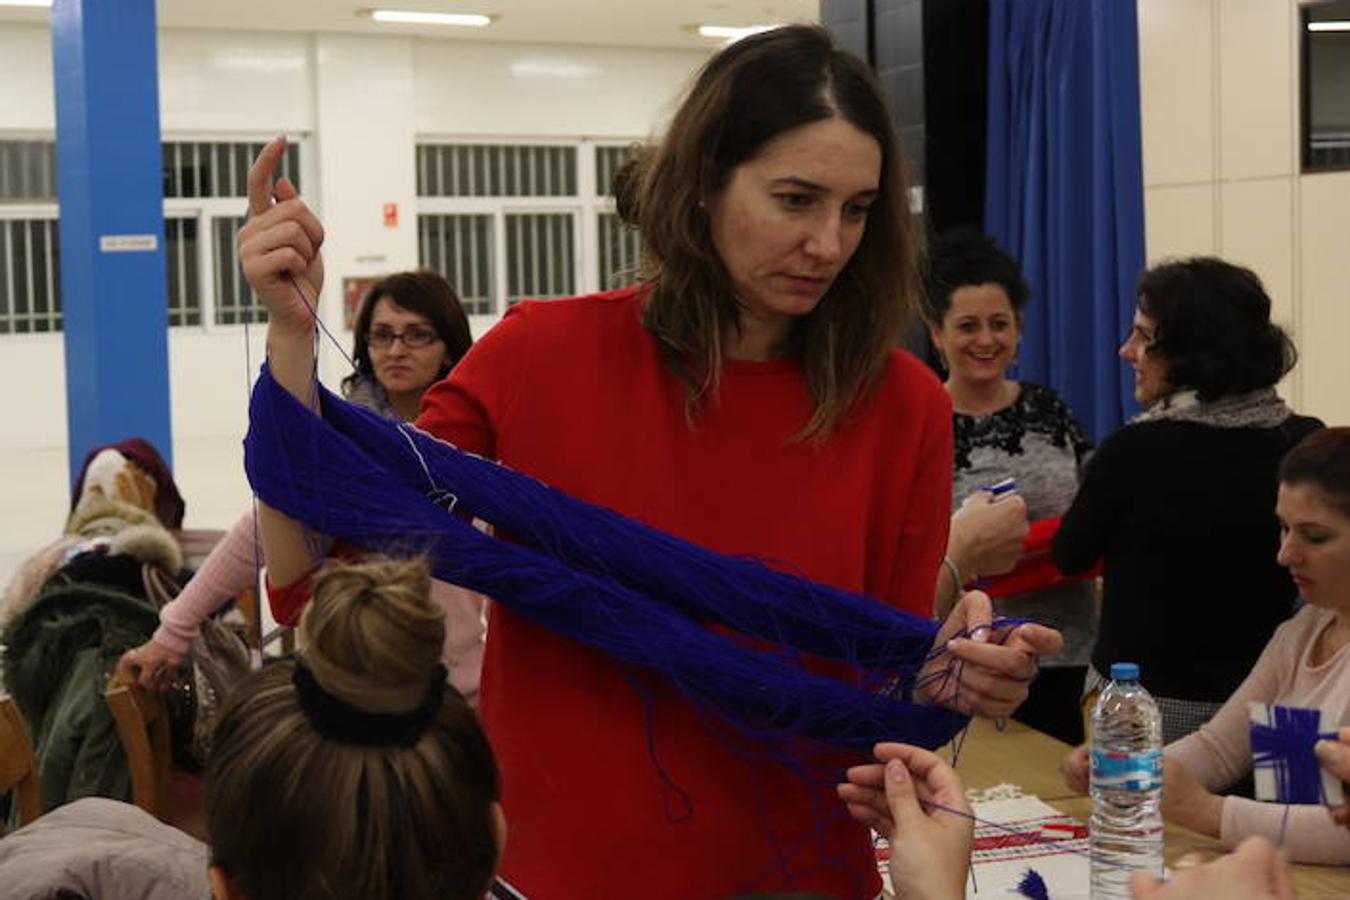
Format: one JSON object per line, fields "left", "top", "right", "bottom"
{"left": 106, "top": 678, "right": 171, "bottom": 819}
{"left": 0, "top": 695, "right": 42, "bottom": 828}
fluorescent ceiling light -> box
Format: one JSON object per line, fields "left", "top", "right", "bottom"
{"left": 697, "top": 24, "right": 779, "bottom": 42}
{"left": 0, "top": 0, "right": 53, "bottom": 8}
{"left": 1308, "top": 21, "right": 1350, "bottom": 32}
{"left": 370, "top": 9, "right": 492, "bottom": 27}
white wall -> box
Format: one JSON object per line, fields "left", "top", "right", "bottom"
{"left": 1138, "top": 0, "right": 1350, "bottom": 425}
{"left": 0, "top": 23, "right": 708, "bottom": 585}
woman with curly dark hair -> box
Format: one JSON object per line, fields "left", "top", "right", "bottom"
{"left": 1055, "top": 256, "right": 1322, "bottom": 743}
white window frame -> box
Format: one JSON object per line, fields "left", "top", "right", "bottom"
{"left": 0, "top": 203, "right": 60, "bottom": 341}
{"left": 414, "top": 136, "right": 640, "bottom": 330}
{"left": 0, "top": 133, "right": 310, "bottom": 337}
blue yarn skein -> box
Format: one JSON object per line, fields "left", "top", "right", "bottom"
{"left": 244, "top": 364, "right": 972, "bottom": 751}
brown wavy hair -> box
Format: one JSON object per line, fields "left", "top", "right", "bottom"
{"left": 205, "top": 557, "right": 500, "bottom": 900}
{"left": 633, "top": 24, "right": 921, "bottom": 441}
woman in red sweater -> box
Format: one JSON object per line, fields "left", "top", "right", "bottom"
{"left": 239, "top": 25, "right": 1061, "bottom": 899}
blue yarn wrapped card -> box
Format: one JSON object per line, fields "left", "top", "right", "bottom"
{"left": 1249, "top": 703, "right": 1343, "bottom": 805}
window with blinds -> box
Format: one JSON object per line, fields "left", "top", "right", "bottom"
{"left": 506, "top": 213, "right": 575, "bottom": 304}
{"left": 418, "top": 214, "right": 494, "bottom": 315}
{"left": 164, "top": 216, "right": 201, "bottom": 327}
{"left": 418, "top": 144, "right": 577, "bottom": 197}
{"left": 0, "top": 218, "right": 60, "bottom": 334}
{"left": 0, "top": 141, "right": 56, "bottom": 202}
{"left": 0, "top": 138, "right": 294, "bottom": 332}
{"left": 163, "top": 140, "right": 301, "bottom": 198}
{"left": 212, "top": 216, "right": 267, "bottom": 325}
{"left": 416, "top": 140, "right": 642, "bottom": 316}
{"left": 597, "top": 212, "right": 641, "bottom": 291}
{"left": 594, "top": 144, "right": 636, "bottom": 198}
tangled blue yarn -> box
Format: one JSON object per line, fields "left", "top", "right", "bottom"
{"left": 245, "top": 364, "right": 975, "bottom": 751}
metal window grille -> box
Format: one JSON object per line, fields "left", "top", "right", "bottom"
{"left": 0, "top": 218, "right": 61, "bottom": 334}
{"left": 506, "top": 213, "right": 575, "bottom": 304}
{"left": 0, "top": 138, "right": 303, "bottom": 201}
{"left": 417, "top": 144, "right": 577, "bottom": 197}
{"left": 164, "top": 216, "right": 202, "bottom": 327}
{"left": 213, "top": 216, "right": 266, "bottom": 325}
{"left": 162, "top": 140, "right": 300, "bottom": 199}
{"left": 418, "top": 213, "right": 495, "bottom": 315}
{"left": 0, "top": 141, "right": 56, "bottom": 202}
{"left": 594, "top": 144, "right": 638, "bottom": 198}
{"left": 597, "top": 212, "right": 641, "bottom": 290}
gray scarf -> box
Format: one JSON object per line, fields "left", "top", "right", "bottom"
{"left": 1132, "top": 387, "right": 1292, "bottom": 430}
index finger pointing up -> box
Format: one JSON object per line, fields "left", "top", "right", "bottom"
{"left": 247, "top": 136, "right": 289, "bottom": 216}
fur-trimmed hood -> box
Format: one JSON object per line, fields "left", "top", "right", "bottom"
{"left": 65, "top": 496, "right": 183, "bottom": 574}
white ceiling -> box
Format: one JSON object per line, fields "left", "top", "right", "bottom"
{"left": 0, "top": 0, "right": 821, "bottom": 50}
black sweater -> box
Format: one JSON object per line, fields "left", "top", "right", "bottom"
{"left": 1053, "top": 414, "right": 1323, "bottom": 702}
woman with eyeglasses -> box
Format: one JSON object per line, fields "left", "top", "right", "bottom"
{"left": 116, "top": 270, "right": 488, "bottom": 705}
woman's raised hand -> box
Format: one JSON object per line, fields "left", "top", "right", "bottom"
{"left": 239, "top": 136, "right": 327, "bottom": 399}
{"left": 239, "top": 136, "right": 325, "bottom": 339}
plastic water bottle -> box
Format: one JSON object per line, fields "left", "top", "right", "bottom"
{"left": 1089, "top": 662, "right": 1164, "bottom": 899}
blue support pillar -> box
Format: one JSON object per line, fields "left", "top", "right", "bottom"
{"left": 52, "top": 0, "right": 172, "bottom": 488}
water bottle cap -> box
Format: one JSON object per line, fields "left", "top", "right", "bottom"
{"left": 1110, "top": 662, "right": 1140, "bottom": 680}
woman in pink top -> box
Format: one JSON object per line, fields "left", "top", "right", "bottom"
{"left": 116, "top": 272, "right": 488, "bottom": 704}
{"left": 1066, "top": 427, "right": 1350, "bottom": 864}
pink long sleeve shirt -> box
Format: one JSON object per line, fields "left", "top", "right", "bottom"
{"left": 154, "top": 511, "right": 487, "bottom": 706}
{"left": 1168, "top": 604, "right": 1350, "bottom": 864}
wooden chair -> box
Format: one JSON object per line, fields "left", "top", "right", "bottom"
{"left": 106, "top": 677, "right": 171, "bottom": 819}
{"left": 0, "top": 696, "right": 42, "bottom": 830}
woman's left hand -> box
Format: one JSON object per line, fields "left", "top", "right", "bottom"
{"left": 1162, "top": 756, "right": 1223, "bottom": 837}
{"left": 838, "top": 743, "right": 972, "bottom": 900}
{"left": 918, "top": 589, "right": 1063, "bottom": 718}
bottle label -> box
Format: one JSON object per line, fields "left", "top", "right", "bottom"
{"left": 1091, "top": 748, "right": 1162, "bottom": 792}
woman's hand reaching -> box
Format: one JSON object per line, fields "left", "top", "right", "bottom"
{"left": 838, "top": 743, "right": 972, "bottom": 900}
{"left": 114, "top": 639, "right": 185, "bottom": 692}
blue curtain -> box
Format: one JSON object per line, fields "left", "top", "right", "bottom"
{"left": 984, "top": 0, "right": 1146, "bottom": 441}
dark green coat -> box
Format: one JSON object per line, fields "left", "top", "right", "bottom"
{"left": 1, "top": 580, "right": 158, "bottom": 812}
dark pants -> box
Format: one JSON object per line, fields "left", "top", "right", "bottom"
{"left": 1013, "top": 665, "right": 1087, "bottom": 746}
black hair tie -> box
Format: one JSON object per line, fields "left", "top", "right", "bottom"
{"left": 293, "top": 663, "right": 447, "bottom": 746}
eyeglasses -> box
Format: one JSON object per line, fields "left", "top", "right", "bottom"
{"left": 369, "top": 325, "right": 440, "bottom": 349}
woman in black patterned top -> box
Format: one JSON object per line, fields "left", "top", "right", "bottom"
{"left": 927, "top": 230, "right": 1095, "bottom": 744}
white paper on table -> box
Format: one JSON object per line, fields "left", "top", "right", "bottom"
{"left": 877, "top": 795, "right": 1090, "bottom": 899}
{"left": 962, "top": 796, "right": 1090, "bottom": 898}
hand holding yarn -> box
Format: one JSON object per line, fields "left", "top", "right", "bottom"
{"left": 1128, "top": 836, "right": 1294, "bottom": 900}
{"left": 1314, "top": 727, "right": 1350, "bottom": 827}
{"left": 238, "top": 136, "right": 325, "bottom": 341}
{"left": 921, "top": 590, "right": 1062, "bottom": 718}
{"left": 837, "top": 743, "right": 973, "bottom": 900}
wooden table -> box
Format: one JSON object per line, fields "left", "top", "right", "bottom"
{"left": 947, "top": 718, "right": 1350, "bottom": 899}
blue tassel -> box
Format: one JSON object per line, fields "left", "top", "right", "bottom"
{"left": 244, "top": 364, "right": 977, "bottom": 751}
{"left": 1016, "top": 868, "right": 1049, "bottom": 899}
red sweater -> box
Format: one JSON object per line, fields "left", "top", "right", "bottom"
{"left": 418, "top": 289, "right": 952, "bottom": 900}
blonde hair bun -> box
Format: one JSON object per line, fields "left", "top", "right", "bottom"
{"left": 298, "top": 556, "right": 444, "bottom": 714}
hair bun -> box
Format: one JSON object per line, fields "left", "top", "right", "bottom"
{"left": 298, "top": 557, "right": 444, "bottom": 714}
